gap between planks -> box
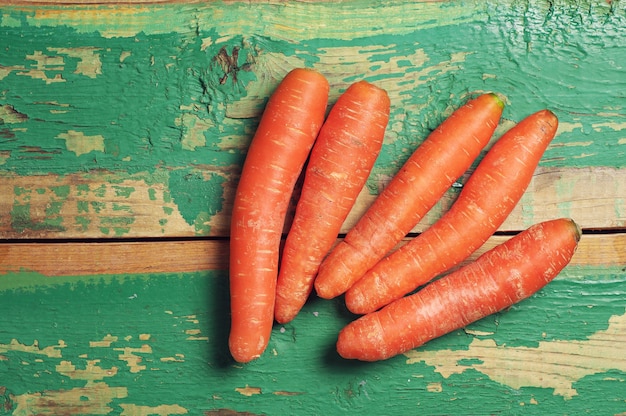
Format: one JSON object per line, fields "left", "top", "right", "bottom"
{"left": 1, "top": 231, "right": 624, "bottom": 277}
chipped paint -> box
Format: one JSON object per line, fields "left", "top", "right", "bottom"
{"left": 119, "top": 403, "right": 188, "bottom": 416}
{"left": 1, "top": 0, "right": 626, "bottom": 413}
{"left": 56, "top": 360, "right": 118, "bottom": 381}
{"left": 48, "top": 47, "right": 102, "bottom": 78}
{"left": 0, "top": 172, "right": 217, "bottom": 237}
{"left": 235, "top": 386, "right": 262, "bottom": 397}
{"left": 12, "top": 382, "right": 127, "bottom": 416}
{"left": 426, "top": 382, "right": 442, "bottom": 393}
{"left": 592, "top": 121, "right": 626, "bottom": 132}
{"left": 176, "top": 112, "right": 212, "bottom": 151}
{"left": 0, "top": 339, "right": 66, "bottom": 358}
{"left": 20, "top": 50, "right": 66, "bottom": 83}
{"left": 90, "top": 335, "right": 121, "bottom": 347}
{"left": 57, "top": 130, "right": 105, "bottom": 156}
{"left": 114, "top": 345, "right": 152, "bottom": 373}
{"left": 2, "top": 0, "right": 626, "bottom": 238}
{"left": 160, "top": 354, "right": 185, "bottom": 363}
{"left": 0, "top": 104, "right": 27, "bottom": 123}
{"left": 1, "top": 268, "right": 624, "bottom": 414}
{"left": 19, "top": 2, "right": 481, "bottom": 40}
{"left": 405, "top": 312, "right": 626, "bottom": 399}
{"left": 185, "top": 329, "right": 208, "bottom": 341}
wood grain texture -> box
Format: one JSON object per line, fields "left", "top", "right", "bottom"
{"left": 1, "top": 0, "right": 625, "bottom": 238}
{"left": 1, "top": 262, "right": 625, "bottom": 415}
{"left": 2, "top": 166, "right": 625, "bottom": 239}
{"left": 1, "top": 231, "right": 624, "bottom": 278}
{"left": 1, "top": 1, "right": 625, "bottom": 415}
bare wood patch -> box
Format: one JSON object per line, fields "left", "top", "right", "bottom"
{"left": 0, "top": 339, "right": 66, "bottom": 358}
{"left": 234, "top": 385, "right": 261, "bottom": 397}
{"left": 1, "top": 166, "right": 625, "bottom": 239}
{"left": 11, "top": 382, "right": 128, "bottom": 416}
{"left": 119, "top": 403, "right": 188, "bottom": 416}
{"left": 405, "top": 312, "right": 626, "bottom": 399}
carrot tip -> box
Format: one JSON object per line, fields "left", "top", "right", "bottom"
{"left": 571, "top": 219, "right": 582, "bottom": 243}
{"left": 546, "top": 109, "right": 559, "bottom": 124}
{"left": 488, "top": 92, "right": 505, "bottom": 109}
{"left": 274, "top": 310, "right": 296, "bottom": 325}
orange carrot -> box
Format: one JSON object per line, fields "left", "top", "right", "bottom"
{"left": 229, "top": 68, "right": 329, "bottom": 363}
{"left": 274, "top": 80, "right": 390, "bottom": 324}
{"left": 314, "top": 93, "right": 504, "bottom": 300}
{"left": 346, "top": 109, "right": 559, "bottom": 314}
{"left": 337, "top": 218, "right": 581, "bottom": 361}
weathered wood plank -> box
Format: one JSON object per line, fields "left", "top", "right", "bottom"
{"left": 1, "top": 1, "right": 625, "bottom": 415}
{"left": 0, "top": 170, "right": 230, "bottom": 238}
{"left": 1, "top": 165, "right": 624, "bottom": 238}
{"left": 2, "top": 0, "right": 625, "bottom": 238}
{"left": 1, "top": 264, "right": 625, "bottom": 414}
{"left": 1, "top": 231, "right": 624, "bottom": 277}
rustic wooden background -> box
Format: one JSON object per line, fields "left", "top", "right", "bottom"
{"left": 1, "top": 1, "right": 625, "bottom": 415}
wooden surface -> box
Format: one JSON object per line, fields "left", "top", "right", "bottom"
{"left": 1, "top": 0, "right": 625, "bottom": 415}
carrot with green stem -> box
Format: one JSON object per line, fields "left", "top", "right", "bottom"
{"left": 229, "top": 68, "right": 329, "bottom": 363}
{"left": 314, "top": 93, "right": 505, "bottom": 300}
{"left": 346, "top": 109, "right": 559, "bottom": 314}
{"left": 337, "top": 218, "right": 581, "bottom": 362}
{"left": 275, "top": 80, "right": 390, "bottom": 324}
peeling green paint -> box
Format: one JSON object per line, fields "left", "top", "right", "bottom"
{"left": 112, "top": 227, "right": 130, "bottom": 237}
{"left": 167, "top": 168, "right": 226, "bottom": 230}
{"left": 10, "top": 200, "right": 66, "bottom": 233}
{"left": 10, "top": 202, "right": 31, "bottom": 233}
{"left": 46, "top": 201, "right": 63, "bottom": 216}
{"left": 112, "top": 186, "right": 134, "bottom": 198}
{"left": 0, "top": 1, "right": 624, "bottom": 413}
{"left": 148, "top": 188, "right": 157, "bottom": 201}
{"left": 112, "top": 203, "right": 131, "bottom": 212}
{"left": 90, "top": 201, "right": 106, "bottom": 214}
{"left": 13, "top": 186, "right": 30, "bottom": 197}
{"left": 0, "top": 267, "right": 624, "bottom": 414}
{"left": 93, "top": 185, "right": 107, "bottom": 199}
{"left": 76, "top": 183, "right": 90, "bottom": 195}
{"left": 75, "top": 216, "right": 90, "bottom": 231}
{"left": 50, "top": 185, "right": 70, "bottom": 199}
{"left": 1, "top": 1, "right": 624, "bottom": 182}
{"left": 0, "top": 0, "right": 624, "bottom": 238}
{"left": 77, "top": 200, "right": 89, "bottom": 214}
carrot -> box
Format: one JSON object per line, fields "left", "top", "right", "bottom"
{"left": 337, "top": 218, "right": 581, "bottom": 361}
{"left": 345, "top": 109, "right": 559, "bottom": 314}
{"left": 314, "top": 93, "right": 504, "bottom": 300}
{"left": 274, "top": 80, "right": 390, "bottom": 324}
{"left": 229, "top": 68, "right": 329, "bottom": 363}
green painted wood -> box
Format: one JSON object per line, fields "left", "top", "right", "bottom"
{"left": 1, "top": 0, "right": 625, "bottom": 238}
{"left": 1, "top": 267, "right": 625, "bottom": 415}
{"left": 1, "top": 1, "right": 625, "bottom": 413}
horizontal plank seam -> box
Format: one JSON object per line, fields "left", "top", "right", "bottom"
{"left": 1, "top": 227, "right": 625, "bottom": 244}
{"left": 1, "top": 231, "right": 624, "bottom": 277}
